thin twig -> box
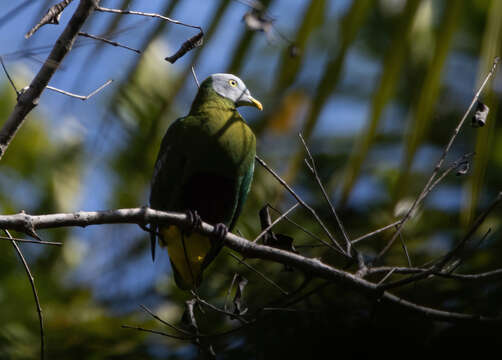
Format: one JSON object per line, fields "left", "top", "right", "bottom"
{"left": 228, "top": 252, "right": 288, "bottom": 295}
{"left": 191, "top": 65, "right": 200, "bottom": 88}
{"left": 46, "top": 79, "right": 113, "bottom": 100}
{"left": 165, "top": 32, "right": 204, "bottom": 64}
{"left": 95, "top": 6, "right": 202, "bottom": 30}
{"left": 25, "top": 0, "right": 74, "bottom": 39}
{"left": 253, "top": 203, "right": 299, "bottom": 243}
{"left": 378, "top": 192, "right": 502, "bottom": 292}
{"left": 4, "top": 230, "right": 44, "bottom": 360}
{"left": 0, "top": 56, "right": 20, "bottom": 95}
{"left": 0, "top": 235, "right": 61, "bottom": 246}
{"left": 78, "top": 32, "right": 141, "bottom": 53}
{"left": 351, "top": 220, "right": 402, "bottom": 244}
{"left": 399, "top": 231, "right": 412, "bottom": 267}
{"left": 376, "top": 268, "right": 396, "bottom": 286}
{"left": 446, "top": 228, "right": 491, "bottom": 274}
{"left": 121, "top": 325, "right": 191, "bottom": 340}
{"left": 124, "top": 319, "right": 258, "bottom": 340}
{"left": 266, "top": 204, "right": 328, "bottom": 247}
{"left": 435, "top": 193, "right": 502, "bottom": 270}
{"left": 95, "top": 6, "right": 203, "bottom": 64}
{"left": 377, "top": 58, "right": 499, "bottom": 261}
{"left": 190, "top": 291, "right": 249, "bottom": 324}
{"left": 367, "top": 265, "right": 502, "bottom": 282}
{"left": 423, "top": 152, "right": 474, "bottom": 200}
{"left": 352, "top": 153, "right": 471, "bottom": 249}
{"left": 255, "top": 155, "right": 346, "bottom": 255}
{"left": 224, "top": 273, "right": 239, "bottom": 312}
{"left": 299, "top": 133, "right": 352, "bottom": 253}
{"left": 139, "top": 304, "right": 192, "bottom": 336}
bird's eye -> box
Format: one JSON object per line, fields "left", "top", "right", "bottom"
{"left": 229, "top": 79, "right": 237, "bottom": 87}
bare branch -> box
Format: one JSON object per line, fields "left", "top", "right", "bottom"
{"left": 253, "top": 203, "right": 298, "bottom": 243}
{"left": 367, "top": 266, "right": 502, "bottom": 282}
{"left": 0, "top": 207, "right": 499, "bottom": 323}
{"left": 0, "top": 235, "right": 61, "bottom": 246}
{"left": 376, "top": 268, "right": 396, "bottom": 286}
{"left": 78, "top": 32, "right": 141, "bottom": 54}
{"left": 351, "top": 153, "right": 472, "bottom": 248}
{"left": 445, "top": 228, "right": 491, "bottom": 275}
{"left": 376, "top": 192, "right": 502, "bottom": 292}
{"left": 228, "top": 252, "right": 288, "bottom": 295}
{"left": 94, "top": 6, "right": 204, "bottom": 63}
{"left": 435, "top": 192, "right": 502, "bottom": 269}
{"left": 95, "top": 6, "right": 202, "bottom": 31}
{"left": 299, "top": 133, "right": 352, "bottom": 253}
{"left": 0, "top": 0, "right": 100, "bottom": 160}
{"left": 399, "top": 232, "right": 412, "bottom": 267}
{"left": 121, "top": 325, "right": 191, "bottom": 340}
{"left": 0, "top": 56, "right": 20, "bottom": 95}
{"left": 255, "top": 155, "right": 346, "bottom": 255}
{"left": 46, "top": 79, "right": 113, "bottom": 100}
{"left": 377, "top": 58, "right": 499, "bottom": 261}
{"left": 139, "top": 304, "right": 192, "bottom": 336}
{"left": 165, "top": 31, "right": 204, "bottom": 64}
{"left": 4, "top": 230, "right": 45, "bottom": 360}
{"left": 191, "top": 66, "right": 200, "bottom": 88}
{"left": 190, "top": 291, "right": 249, "bottom": 324}
{"left": 266, "top": 204, "right": 328, "bottom": 247}
{"left": 25, "top": 0, "right": 74, "bottom": 39}
{"left": 351, "top": 220, "right": 402, "bottom": 245}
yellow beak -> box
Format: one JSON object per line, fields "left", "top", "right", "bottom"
{"left": 249, "top": 96, "right": 263, "bottom": 111}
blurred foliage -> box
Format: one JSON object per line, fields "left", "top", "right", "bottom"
{"left": 1, "top": 0, "right": 502, "bottom": 358}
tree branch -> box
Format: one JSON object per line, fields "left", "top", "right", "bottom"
{"left": 255, "top": 155, "right": 346, "bottom": 255}
{"left": 46, "top": 79, "right": 113, "bottom": 101}
{"left": 0, "top": 0, "right": 100, "bottom": 160}
{"left": 78, "top": 32, "right": 141, "bottom": 54}
{"left": 25, "top": 0, "right": 75, "bottom": 39}
{"left": 377, "top": 58, "right": 499, "bottom": 261}
{"left": 0, "top": 207, "right": 499, "bottom": 324}
{"left": 4, "top": 230, "right": 45, "bottom": 360}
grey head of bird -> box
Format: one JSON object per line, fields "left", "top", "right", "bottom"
{"left": 207, "top": 73, "right": 263, "bottom": 111}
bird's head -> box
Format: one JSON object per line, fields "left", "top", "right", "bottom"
{"left": 206, "top": 73, "right": 263, "bottom": 111}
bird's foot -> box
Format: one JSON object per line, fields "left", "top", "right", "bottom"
{"left": 185, "top": 209, "right": 202, "bottom": 235}
{"left": 212, "top": 223, "right": 229, "bottom": 246}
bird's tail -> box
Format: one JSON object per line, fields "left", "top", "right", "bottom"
{"left": 159, "top": 225, "right": 212, "bottom": 290}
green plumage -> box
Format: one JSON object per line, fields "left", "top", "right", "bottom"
{"left": 150, "top": 76, "right": 257, "bottom": 290}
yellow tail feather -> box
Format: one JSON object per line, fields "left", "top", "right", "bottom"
{"left": 160, "top": 226, "right": 212, "bottom": 289}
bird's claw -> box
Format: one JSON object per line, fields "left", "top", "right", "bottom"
{"left": 212, "top": 223, "right": 228, "bottom": 245}
{"left": 185, "top": 210, "right": 202, "bottom": 234}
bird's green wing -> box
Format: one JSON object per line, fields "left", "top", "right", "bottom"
{"left": 229, "top": 159, "right": 255, "bottom": 231}
{"left": 150, "top": 116, "right": 211, "bottom": 289}
{"left": 149, "top": 117, "right": 187, "bottom": 260}
{"left": 200, "top": 158, "right": 255, "bottom": 272}
{"left": 150, "top": 117, "right": 187, "bottom": 210}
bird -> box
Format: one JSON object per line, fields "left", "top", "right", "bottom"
{"left": 149, "top": 73, "right": 262, "bottom": 290}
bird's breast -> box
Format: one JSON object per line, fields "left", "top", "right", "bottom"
{"left": 191, "top": 114, "right": 256, "bottom": 176}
